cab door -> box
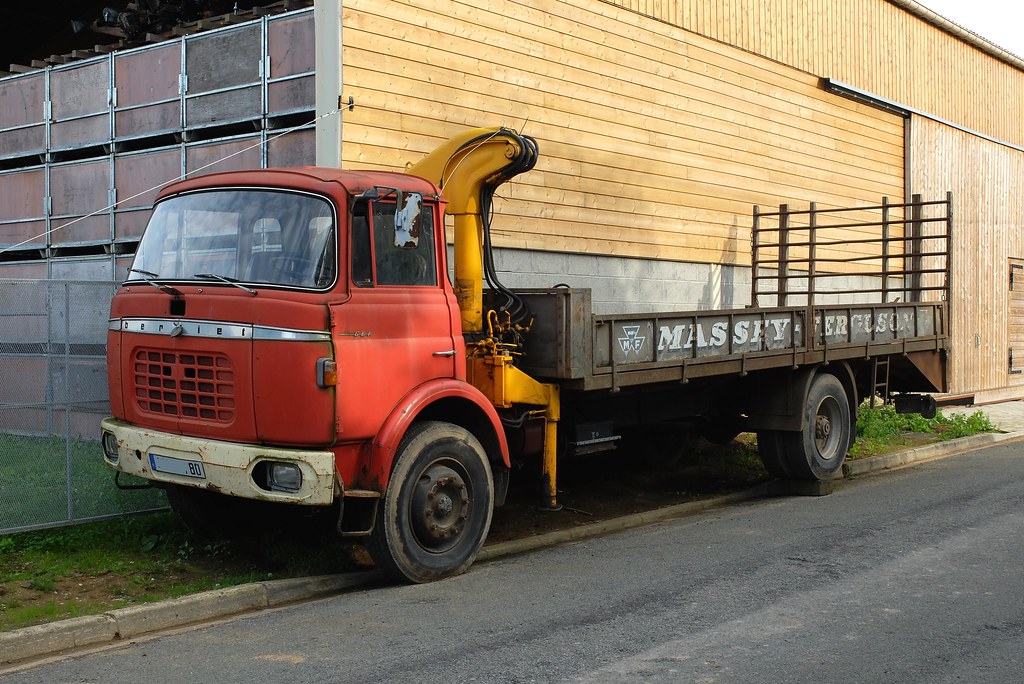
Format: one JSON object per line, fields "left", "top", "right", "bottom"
{"left": 331, "top": 194, "right": 460, "bottom": 441}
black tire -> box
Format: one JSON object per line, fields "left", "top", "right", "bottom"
{"left": 778, "top": 373, "right": 852, "bottom": 481}
{"left": 755, "top": 430, "right": 791, "bottom": 479}
{"left": 367, "top": 421, "right": 494, "bottom": 583}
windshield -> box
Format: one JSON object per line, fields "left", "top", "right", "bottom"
{"left": 129, "top": 189, "right": 336, "bottom": 289}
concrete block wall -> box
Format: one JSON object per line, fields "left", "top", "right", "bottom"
{"left": 493, "top": 248, "right": 751, "bottom": 314}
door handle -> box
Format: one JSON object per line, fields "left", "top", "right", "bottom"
{"left": 433, "top": 350, "right": 457, "bottom": 357}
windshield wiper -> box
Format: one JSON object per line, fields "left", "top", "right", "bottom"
{"left": 127, "top": 268, "right": 183, "bottom": 298}
{"left": 193, "top": 273, "right": 257, "bottom": 295}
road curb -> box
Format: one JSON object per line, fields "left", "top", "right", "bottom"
{"left": 0, "top": 572, "right": 378, "bottom": 667}
{"left": 842, "top": 430, "right": 1024, "bottom": 477}
{"left": 4, "top": 430, "right": 1022, "bottom": 669}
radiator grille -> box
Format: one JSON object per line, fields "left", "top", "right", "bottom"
{"left": 133, "top": 349, "right": 236, "bottom": 421}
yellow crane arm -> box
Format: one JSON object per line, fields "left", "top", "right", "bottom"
{"left": 406, "top": 127, "right": 558, "bottom": 509}
{"left": 405, "top": 126, "right": 537, "bottom": 334}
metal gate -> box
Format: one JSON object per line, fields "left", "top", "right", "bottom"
{"left": 0, "top": 279, "right": 164, "bottom": 533}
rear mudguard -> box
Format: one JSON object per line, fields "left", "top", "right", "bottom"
{"left": 746, "top": 362, "right": 857, "bottom": 434}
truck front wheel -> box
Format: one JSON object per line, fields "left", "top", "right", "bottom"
{"left": 779, "top": 373, "right": 851, "bottom": 481}
{"left": 367, "top": 421, "right": 495, "bottom": 583}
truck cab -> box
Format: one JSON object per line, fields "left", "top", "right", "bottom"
{"left": 102, "top": 165, "right": 512, "bottom": 581}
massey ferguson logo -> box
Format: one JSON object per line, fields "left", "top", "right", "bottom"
{"left": 619, "top": 325, "right": 645, "bottom": 355}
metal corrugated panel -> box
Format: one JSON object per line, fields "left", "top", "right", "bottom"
{"left": 114, "top": 42, "right": 183, "bottom": 141}
{"left": 0, "top": 166, "right": 46, "bottom": 249}
{"left": 49, "top": 157, "right": 113, "bottom": 246}
{"left": 0, "top": 72, "right": 46, "bottom": 159}
{"left": 0, "top": 9, "right": 316, "bottom": 274}
{"left": 49, "top": 57, "right": 112, "bottom": 152}
{"left": 267, "top": 12, "right": 316, "bottom": 117}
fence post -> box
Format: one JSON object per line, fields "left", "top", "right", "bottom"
{"left": 881, "top": 197, "right": 890, "bottom": 303}
{"left": 64, "top": 282, "right": 74, "bottom": 521}
{"left": 910, "top": 194, "right": 924, "bottom": 302}
{"left": 777, "top": 204, "right": 790, "bottom": 307}
{"left": 751, "top": 205, "right": 761, "bottom": 307}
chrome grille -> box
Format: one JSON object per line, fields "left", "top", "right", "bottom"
{"left": 133, "top": 349, "right": 236, "bottom": 421}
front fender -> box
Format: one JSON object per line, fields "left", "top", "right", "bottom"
{"left": 363, "top": 378, "right": 510, "bottom": 492}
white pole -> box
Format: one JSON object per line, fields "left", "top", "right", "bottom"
{"left": 314, "top": 0, "right": 343, "bottom": 167}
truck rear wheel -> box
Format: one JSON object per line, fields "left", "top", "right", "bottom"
{"left": 367, "top": 421, "right": 494, "bottom": 583}
{"left": 755, "top": 431, "right": 791, "bottom": 479}
{"left": 779, "top": 373, "right": 851, "bottom": 481}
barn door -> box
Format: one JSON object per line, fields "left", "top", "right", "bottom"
{"left": 1010, "top": 260, "right": 1024, "bottom": 375}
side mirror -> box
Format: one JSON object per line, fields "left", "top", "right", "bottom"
{"left": 394, "top": 192, "right": 423, "bottom": 249}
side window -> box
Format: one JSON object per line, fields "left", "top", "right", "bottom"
{"left": 368, "top": 198, "right": 437, "bottom": 287}
{"left": 351, "top": 201, "right": 373, "bottom": 287}
{"left": 351, "top": 195, "right": 438, "bottom": 287}
{"left": 307, "top": 216, "right": 336, "bottom": 288}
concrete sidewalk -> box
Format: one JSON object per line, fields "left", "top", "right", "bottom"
{"left": 3, "top": 401, "right": 1024, "bottom": 670}
{"left": 944, "top": 400, "right": 1024, "bottom": 432}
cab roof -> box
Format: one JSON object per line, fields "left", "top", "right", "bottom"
{"left": 155, "top": 167, "right": 443, "bottom": 202}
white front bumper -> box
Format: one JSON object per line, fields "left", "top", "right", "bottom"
{"left": 100, "top": 418, "right": 337, "bottom": 506}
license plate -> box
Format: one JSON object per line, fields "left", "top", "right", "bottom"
{"left": 149, "top": 453, "right": 206, "bottom": 479}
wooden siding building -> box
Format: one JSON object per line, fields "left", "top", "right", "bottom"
{"left": 1, "top": 0, "right": 1022, "bottom": 401}
{"left": 331, "top": 0, "right": 1024, "bottom": 401}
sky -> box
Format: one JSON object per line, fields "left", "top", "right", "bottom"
{"left": 918, "top": 0, "right": 1024, "bottom": 58}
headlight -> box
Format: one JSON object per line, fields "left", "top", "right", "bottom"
{"left": 102, "top": 432, "right": 119, "bottom": 462}
{"left": 268, "top": 462, "right": 302, "bottom": 492}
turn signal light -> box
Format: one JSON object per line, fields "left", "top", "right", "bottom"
{"left": 316, "top": 358, "right": 338, "bottom": 387}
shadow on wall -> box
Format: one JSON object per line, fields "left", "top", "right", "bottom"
{"left": 701, "top": 214, "right": 742, "bottom": 309}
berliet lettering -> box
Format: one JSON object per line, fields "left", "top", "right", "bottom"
{"left": 120, "top": 319, "right": 250, "bottom": 338}
{"left": 112, "top": 317, "right": 333, "bottom": 342}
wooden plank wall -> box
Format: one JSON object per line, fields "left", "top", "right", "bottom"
{"left": 339, "top": 0, "right": 904, "bottom": 268}
{"left": 910, "top": 116, "right": 1024, "bottom": 396}
{"left": 610, "top": 0, "right": 1024, "bottom": 150}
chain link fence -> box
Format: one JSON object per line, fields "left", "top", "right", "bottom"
{"left": 0, "top": 279, "right": 165, "bottom": 534}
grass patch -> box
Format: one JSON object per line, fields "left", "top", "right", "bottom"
{"left": 0, "top": 433, "right": 165, "bottom": 531}
{"left": 0, "top": 511, "right": 362, "bottom": 632}
{"left": 849, "top": 403, "right": 996, "bottom": 459}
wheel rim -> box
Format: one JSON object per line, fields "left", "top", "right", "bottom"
{"left": 814, "top": 395, "right": 844, "bottom": 462}
{"left": 410, "top": 462, "right": 471, "bottom": 553}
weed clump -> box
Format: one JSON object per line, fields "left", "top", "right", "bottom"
{"left": 850, "top": 402, "right": 995, "bottom": 458}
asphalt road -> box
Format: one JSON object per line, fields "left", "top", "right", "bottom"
{"left": 3, "top": 442, "right": 1023, "bottom": 683}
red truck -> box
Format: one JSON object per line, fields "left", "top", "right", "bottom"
{"left": 101, "top": 127, "right": 950, "bottom": 582}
